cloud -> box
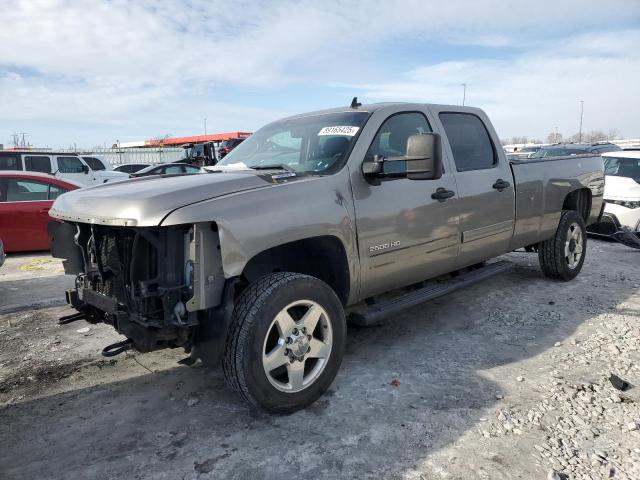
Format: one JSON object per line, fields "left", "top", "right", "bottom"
{"left": 0, "top": 0, "right": 639, "bottom": 145}
{"left": 339, "top": 29, "right": 640, "bottom": 139}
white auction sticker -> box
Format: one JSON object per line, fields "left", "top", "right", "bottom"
{"left": 318, "top": 126, "right": 360, "bottom": 136}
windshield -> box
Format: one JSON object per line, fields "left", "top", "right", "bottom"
{"left": 216, "top": 111, "right": 370, "bottom": 174}
{"left": 530, "top": 147, "right": 587, "bottom": 158}
{"left": 604, "top": 157, "right": 640, "bottom": 183}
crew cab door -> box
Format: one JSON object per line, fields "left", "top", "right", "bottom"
{"left": 54, "top": 155, "right": 92, "bottom": 185}
{"left": 436, "top": 110, "right": 515, "bottom": 267}
{"left": 350, "top": 109, "right": 460, "bottom": 299}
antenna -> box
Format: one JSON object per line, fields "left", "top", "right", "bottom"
{"left": 350, "top": 97, "right": 362, "bottom": 108}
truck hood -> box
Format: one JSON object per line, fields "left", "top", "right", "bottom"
{"left": 49, "top": 172, "right": 274, "bottom": 226}
{"left": 604, "top": 175, "right": 640, "bottom": 200}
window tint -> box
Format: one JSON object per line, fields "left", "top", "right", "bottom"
{"left": 24, "top": 156, "right": 52, "bottom": 173}
{"left": 6, "top": 179, "right": 49, "bottom": 201}
{"left": 83, "top": 156, "right": 106, "bottom": 170}
{"left": 164, "top": 165, "right": 183, "bottom": 174}
{"left": 367, "top": 112, "right": 432, "bottom": 174}
{"left": 57, "top": 156, "right": 85, "bottom": 173}
{"left": 48, "top": 184, "right": 68, "bottom": 200}
{"left": 439, "top": 113, "right": 496, "bottom": 171}
{"left": 0, "top": 156, "right": 21, "bottom": 170}
{"left": 184, "top": 166, "right": 201, "bottom": 174}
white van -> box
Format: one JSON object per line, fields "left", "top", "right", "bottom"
{"left": 0, "top": 151, "right": 129, "bottom": 186}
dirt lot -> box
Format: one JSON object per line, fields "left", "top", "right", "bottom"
{"left": 0, "top": 240, "right": 639, "bottom": 480}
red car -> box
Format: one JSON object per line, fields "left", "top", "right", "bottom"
{"left": 0, "top": 171, "right": 81, "bottom": 252}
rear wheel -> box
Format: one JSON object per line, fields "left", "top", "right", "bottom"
{"left": 538, "top": 210, "right": 587, "bottom": 281}
{"left": 223, "top": 272, "right": 346, "bottom": 413}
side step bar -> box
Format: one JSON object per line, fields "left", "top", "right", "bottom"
{"left": 348, "top": 260, "right": 514, "bottom": 326}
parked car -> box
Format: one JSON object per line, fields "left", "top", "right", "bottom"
{"left": 129, "top": 163, "right": 203, "bottom": 177}
{"left": 217, "top": 138, "right": 246, "bottom": 159}
{"left": 507, "top": 145, "right": 543, "bottom": 159}
{"left": 0, "top": 171, "right": 81, "bottom": 252}
{"left": 113, "top": 163, "right": 151, "bottom": 174}
{"left": 49, "top": 102, "right": 604, "bottom": 413}
{"left": 587, "top": 150, "right": 640, "bottom": 248}
{"left": 0, "top": 238, "right": 5, "bottom": 268}
{"left": 0, "top": 151, "right": 129, "bottom": 186}
{"left": 530, "top": 143, "right": 621, "bottom": 158}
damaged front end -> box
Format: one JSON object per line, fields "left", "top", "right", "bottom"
{"left": 50, "top": 221, "right": 226, "bottom": 355}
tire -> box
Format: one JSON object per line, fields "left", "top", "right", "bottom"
{"left": 538, "top": 210, "right": 587, "bottom": 281}
{"left": 222, "top": 272, "right": 346, "bottom": 413}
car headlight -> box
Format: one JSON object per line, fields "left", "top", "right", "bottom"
{"left": 606, "top": 199, "right": 640, "bottom": 209}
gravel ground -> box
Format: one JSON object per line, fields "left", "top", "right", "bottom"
{"left": 0, "top": 238, "right": 638, "bottom": 479}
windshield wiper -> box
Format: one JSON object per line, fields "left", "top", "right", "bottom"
{"left": 249, "top": 164, "right": 295, "bottom": 172}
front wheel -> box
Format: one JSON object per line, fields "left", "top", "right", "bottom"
{"left": 223, "top": 272, "right": 346, "bottom": 413}
{"left": 538, "top": 210, "right": 587, "bottom": 281}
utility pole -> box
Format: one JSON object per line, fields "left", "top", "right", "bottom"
{"left": 578, "top": 101, "right": 584, "bottom": 143}
{"left": 461, "top": 83, "right": 467, "bottom": 106}
{"left": 204, "top": 118, "right": 207, "bottom": 135}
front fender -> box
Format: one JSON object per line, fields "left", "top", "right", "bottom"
{"left": 161, "top": 169, "right": 360, "bottom": 302}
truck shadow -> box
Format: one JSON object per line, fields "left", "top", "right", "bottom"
{"left": 0, "top": 241, "right": 637, "bottom": 479}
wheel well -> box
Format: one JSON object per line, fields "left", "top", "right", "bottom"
{"left": 241, "top": 236, "right": 350, "bottom": 305}
{"left": 562, "top": 188, "right": 591, "bottom": 222}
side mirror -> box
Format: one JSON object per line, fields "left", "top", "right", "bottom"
{"left": 362, "top": 133, "right": 443, "bottom": 180}
{"left": 405, "top": 133, "right": 442, "bottom": 180}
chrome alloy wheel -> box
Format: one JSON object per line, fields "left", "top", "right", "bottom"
{"left": 565, "top": 222, "right": 584, "bottom": 269}
{"left": 262, "top": 300, "right": 333, "bottom": 393}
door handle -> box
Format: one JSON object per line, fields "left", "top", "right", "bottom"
{"left": 492, "top": 179, "right": 511, "bottom": 191}
{"left": 431, "top": 188, "right": 455, "bottom": 202}
{"left": 39, "top": 208, "right": 50, "bottom": 214}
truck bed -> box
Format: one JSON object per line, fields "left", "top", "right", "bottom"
{"left": 509, "top": 154, "right": 605, "bottom": 250}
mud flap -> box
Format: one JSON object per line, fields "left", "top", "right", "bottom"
{"left": 48, "top": 221, "right": 84, "bottom": 274}
{"left": 191, "top": 278, "right": 239, "bottom": 367}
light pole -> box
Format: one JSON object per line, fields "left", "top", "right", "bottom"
{"left": 578, "top": 101, "right": 584, "bottom": 143}
{"left": 461, "top": 83, "right": 467, "bottom": 106}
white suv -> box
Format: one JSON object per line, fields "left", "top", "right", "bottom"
{"left": 0, "top": 151, "right": 129, "bottom": 186}
{"left": 592, "top": 151, "right": 640, "bottom": 246}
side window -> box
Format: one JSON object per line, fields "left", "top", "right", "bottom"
{"left": 83, "top": 157, "right": 106, "bottom": 170}
{"left": 439, "top": 113, "right": 496, "bottom": 171}
{"left": 24, "top": 156, "right": 52, "bottom": 173}
{"left": 0, "top": 156, "right": 21, "bottom": 171}
{"left": 185, "top": 166, "right": 201, "bottom": 174}
{"left": 6, "top": 179, "right": 49, "bottom": 201}
{"left": 48, "top": 184, "right": 68, "bottom": 200}
{"left": 57, "top": 156, "right": 85, "bottom": 173}
{"left": 164, "top": 165, "right": 183, "bottom": 174}
{"left": 367, "top": 112, "right": 432, "bottom": 174}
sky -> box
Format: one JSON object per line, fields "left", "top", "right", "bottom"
{"left": 1, "top": 0, "right": 639, "bottom": 148}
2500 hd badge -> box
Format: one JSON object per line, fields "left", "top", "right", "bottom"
{"left": 369, "top": 240, "right": 401, "bottom": 254}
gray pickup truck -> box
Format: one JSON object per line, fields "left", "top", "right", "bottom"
{"left": 49, "top": 102, "right": 605, "bottom": 412}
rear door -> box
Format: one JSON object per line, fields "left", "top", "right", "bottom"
{"left": 0, "top": 177, "right": 53, "bottom": 251}
{"left": 437, "top": 110, "right": 515, "bottom": 267}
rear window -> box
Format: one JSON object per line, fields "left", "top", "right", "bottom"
{"left": 439, "top": 113, "right": 496, "bottom": 171}
{"left": 24, "top": 156, "right": 51, "bottom": 173}
{"left": 83, "top": 156, "right": 106, "bottom": 170}
{"left": 6, "top": 179, "right": 49, "bottom": 201}
{"left": 0, "top": 156, "right": 21, "bottom": 171}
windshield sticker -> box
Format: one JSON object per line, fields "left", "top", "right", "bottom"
{"left": 318, "top": 126, "right": 359, "bottom": 136}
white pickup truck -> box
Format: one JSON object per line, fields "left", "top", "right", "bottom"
{"left": 0, "top": 151, "right": 129, "bottom": 186}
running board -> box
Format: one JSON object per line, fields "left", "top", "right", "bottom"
{"left": 348, "top": 260, "right": 514, "bottom": 326}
